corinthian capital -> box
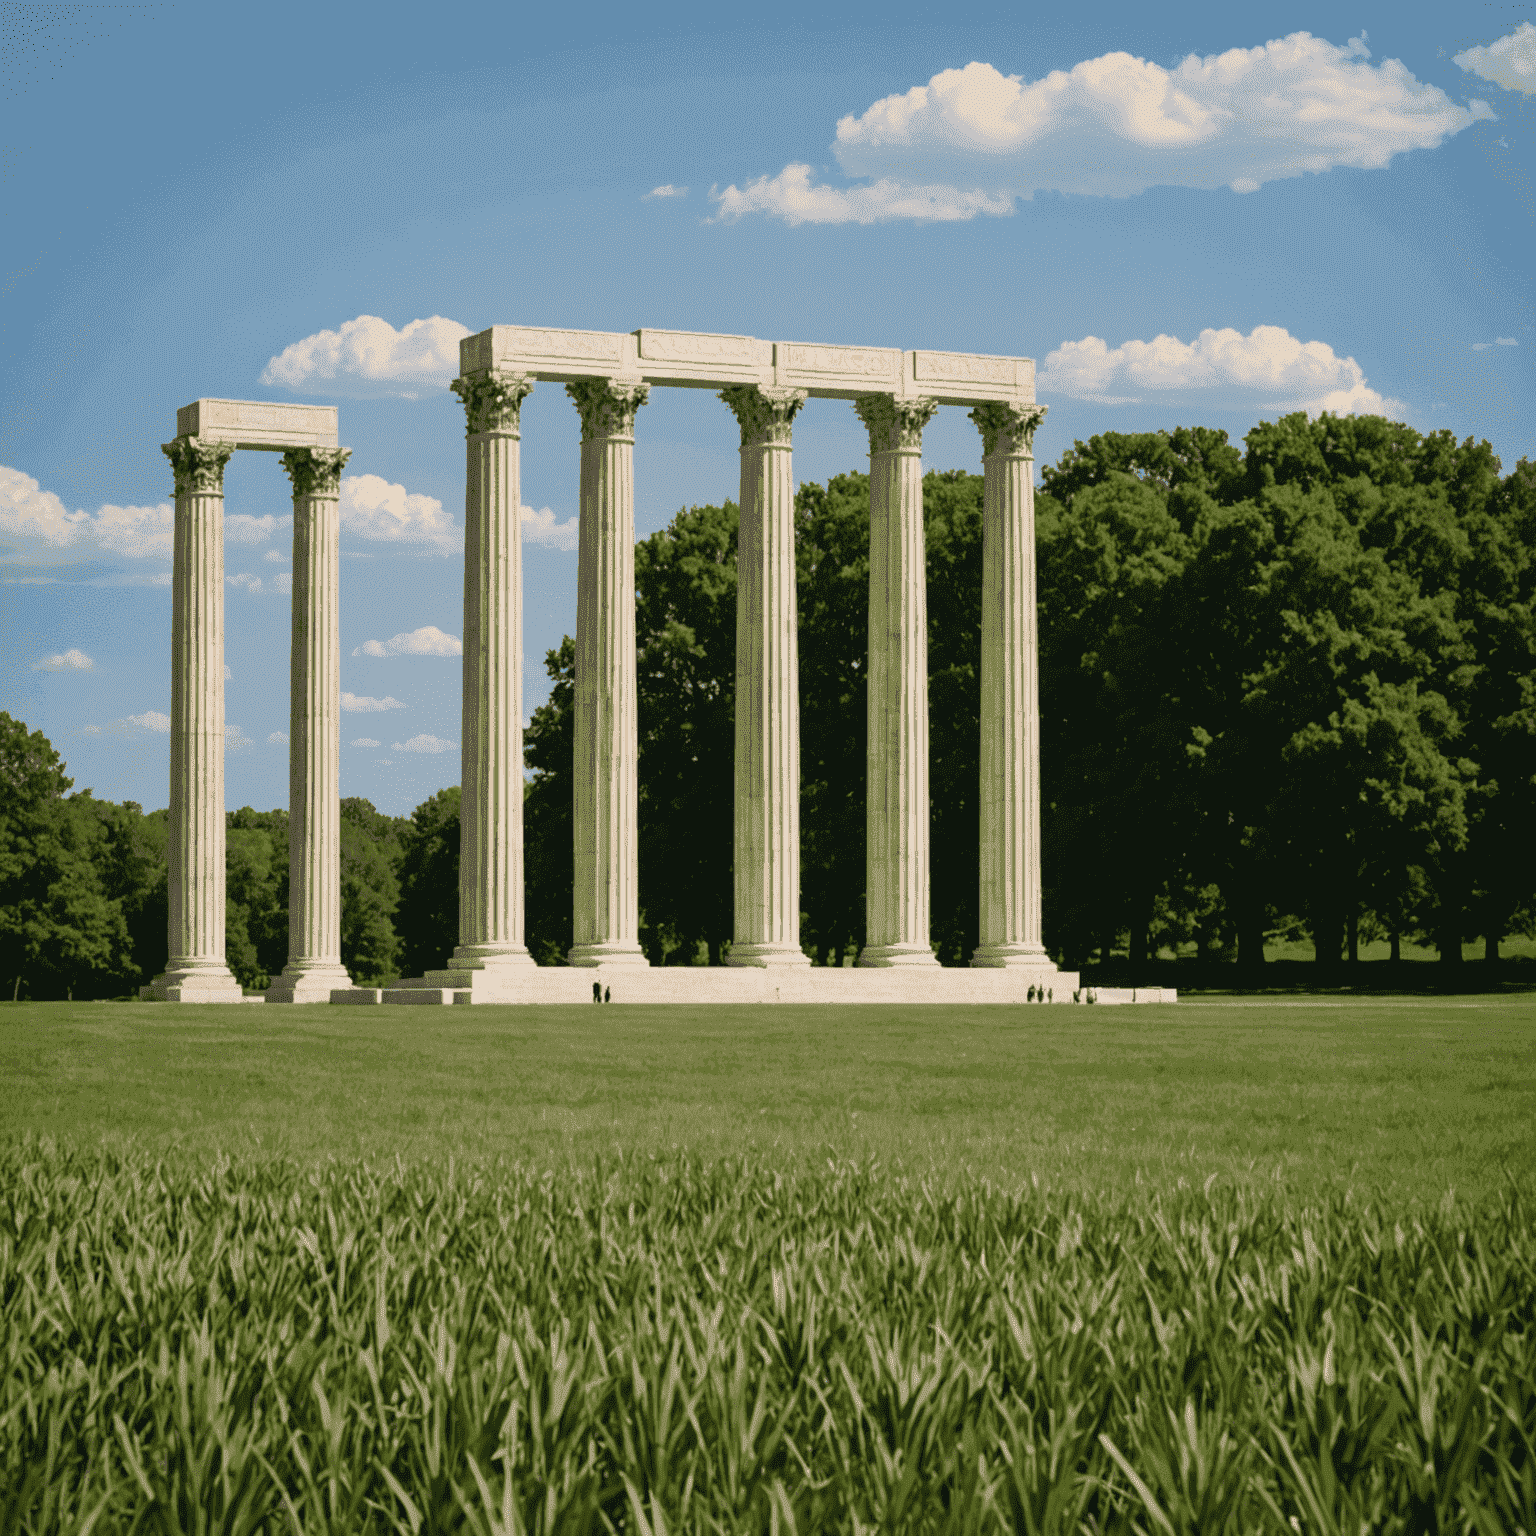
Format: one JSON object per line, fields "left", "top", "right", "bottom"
{"left": 451, "top": 371, "right": 535, "bottom": 437}
{"left": 970, "top": 401, "right": 1048, "bottom": 458}
{"left": 853, "top": 395, "right": 938, "bottom": 454}
{"left": 566, "top": 378, "right": 650, "bottom": 442}
{"left": 280, "top": 446, "right": 352, "bottom": 498}
{"left": 162, "top": 438, "right": 236, "bottom": 497}
{"left": 719, "top": 385, "right": 807, "bottom": 449}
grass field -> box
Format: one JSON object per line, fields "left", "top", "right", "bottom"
{"left": 3, "top": 996, "right": 1534, "bottom": 1531}
{"left": 3, "top": 994, "right": 1534, "bottom": 1199}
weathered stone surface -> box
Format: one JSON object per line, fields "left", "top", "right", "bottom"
{"left": 567, "top": 379, "right": 651, "bottom": 967}
{"left": 855, "top": 395, "right": 941, "bottom": 968}
{"left": 142, "top": 438, "right": 244, "bottom": 1003}
{"left": 267, "top": 447, "right": 355, "bottom": 1004}
{"left": 175, "top": 399, "right": 338, "bottom": 450}
{"left": 721, "top": 386, "right": 809, "bottom": 966}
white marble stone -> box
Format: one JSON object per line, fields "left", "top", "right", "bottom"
{"left": 855, "top": 395, "right": 941, "bottom": 967}
{"left": 721, "top": 386, "right": 810, "bottom": 966}
{"left": 142, "top": 438, "right": 245, "bottom": 1003}
{"left": 567, "top": 378, "right": 651, "bottom": 967}
{"left": 266, "top": 448, "right": 355, "bottom": 1004}
{"left": 176, "top": 398, "right": 338, "bottom": 451}
{"left": 970, "top": 403, "right": 1056, "bottom": 970}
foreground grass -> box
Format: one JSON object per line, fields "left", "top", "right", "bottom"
{"left": 3, "top": 1143, "right": 1533, "bottom": 1534}
{"left": 3, "top": 995, "right": 1534, "bottom": 1200}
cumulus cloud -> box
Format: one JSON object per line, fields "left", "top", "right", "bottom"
{"left": 260, "top": 315, "right": 471, "bottom": 395}
{"left": 713, "top": 33, "right": 1495, "bottom": 222}
{"left": 645, "top": 184, "right": 688, "bottom": 199}
{"left": 34, "top": 648, "right": 93, "bottom": 672}
{"left": 126, "top": 711, "right": 170, "bottom": 732}
{"left": 340, "top": 475, "right": 459, "bottom": 554}
{"left": 1472, "top": 337, "right": 1520, "bottom": 350}
{"left": 1455, "top": 23, "right": 1536, "bottom": 96}
{"left": 226, "top": 513, "right": 282, "bottom": 546}
{"left": 1037, "top": 325, "right": 1403, "bottom": 417}
{"left": 350, "top": 737, "right": 381, "bottom": 748}
{"left": 522, "top": 505, "right": 580, "bottom": 551}
{"left": 268, "top": 731, "right": 288, "bottom": 744}
{"left": 275, "top": 572, "right": 293, "bottom": 595}
{"left": 264, "top": 549, "right": 286, "bottom": 564}
{"left": 341, "top": 692, "right": 407, "bottom": 712}
{"left": 225, "top": 723, "right": 254, "bottom": 752}
{"left": 352, "top": 626, "right": 461, "bottom": 658}
{"left": 392, "top": 734, "right": 456, "bottom": 754}
{"left": 228, "top": 572, "right": 263, "bottom": 594}
{"left": 1, "top": 465, "right": 174, "bottom": 569}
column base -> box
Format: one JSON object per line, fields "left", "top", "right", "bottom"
{"left": 449, "top": 944, "right": 537, "bottom": 970}
{"left": 140, "top": 961, "right": 252, "bottom": 1003}
{"left": 726, "top": 943, "right": 811, "bottom": 968}
{"left": 567, "top": 944, "right": 651, "bottom": 969}
{"left": 970, "top": 944, "right": 1054, "bottom": 970}
{"left": 265, "top": 962, "right": 355, "bottom": 1004}
{"left": 857, "top": 944, "right": 941, "bottom": 968}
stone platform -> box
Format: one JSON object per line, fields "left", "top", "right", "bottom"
{"left": 332, "top": 966, "right": 1176, "bottom": 1006}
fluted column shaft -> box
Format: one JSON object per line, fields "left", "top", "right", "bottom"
{"left": 267, "top": 447, "right": 354, "bottom": 1002}
{"left": 971, "top": 403, "right": 1052, "bottom": 966}
{"left": 855, "top": 395, "right": 940, "bottom": 967}
{"left": 449, "top": 372, "right": 537, "bottom": 971}
{"left": 721, "top": 386, "right": 810, "bottom": 966}
{"left": 568, "top": 378, "right": 651, "bottom": 967}
{"left": 144, "top": 438, "right": 244, "bottom": 1001}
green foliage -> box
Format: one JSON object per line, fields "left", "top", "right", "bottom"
{"left": 2, "top": 1142, "right": 1532, "bottom": 1531}
{"left": 341, "top": 797, "right": 406, "bottom": 984}
{"left": 396, "top": 786, "right": 462, "bottom": 979}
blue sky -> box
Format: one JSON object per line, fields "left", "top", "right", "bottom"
{"left": 3, "top": 0, "right": 1531, "bottom": 817}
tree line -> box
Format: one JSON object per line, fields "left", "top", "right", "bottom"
{"left": 3, "top": 411, "right": 1531, "bottom": 997}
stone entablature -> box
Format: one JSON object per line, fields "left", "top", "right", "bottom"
{"left": 458, "top": 327, "right": 1035, "bottom": 405}
{"left": 176, "top": 398, "right": 339, "bottom": 450}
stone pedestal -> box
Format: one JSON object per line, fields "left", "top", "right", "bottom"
{"left": 266, "top": 448, "right": 354, "bottom": 1003}
{"left": 142, "top": 438, "right": 247, "bottom": 1002}
{"left": 854, "top": 395, "right": 940, "bottom": 968}
{"left": 567, "top": 378, "right": 651, "bottom": 967}
{"left": 720, "top": 386, "right": 810, "bottom": 967}
{"left": 970, "top": 404, "right": 1054, "bottom": 968}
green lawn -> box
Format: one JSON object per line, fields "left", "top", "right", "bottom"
{"left": 4, "top": 994, "right": 1532, "bottom": 1202}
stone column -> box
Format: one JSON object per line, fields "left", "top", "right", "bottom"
{"left": 970, "top": 402, "right": 1052, "bottom": 968}
{"left": 443, "top": 371, "right": 539, "bottom": 978}
{"left": 854, "top": 395, "right": 940, "bottom": 967}
{"left": 567, "top": 378, "right": 651, "bottom": 967}
{"left": 266, "top": 446, "right": 354, "bottom": 1003}
{"left": 142, "top": 437, "right": 245, "bottom": 1002}
{"left": 720, "top": 386, "right": 810, "bottom": 967}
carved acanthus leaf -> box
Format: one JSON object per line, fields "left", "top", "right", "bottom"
{"left": 853, "top": 394, "right": 938, "bottom": 453}
{"left": 969, "top": 401, "right": 1048, "bottom": 458}
{"left": 280, "top": 446, "right": 352, "bottom": 498}
{"left": 566, "top": 378, "right": 650, "bottom": 442}
{"left": 451, "top": 371, "right": 535, "bottom": 437}
{"left": 162, "top": 438, "right": 236, "bottom": 497}
{"left": 719, "top": 385, "right": 807, "bottom": 448}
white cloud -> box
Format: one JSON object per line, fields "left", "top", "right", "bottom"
{"left": 1474, "top": 337, "right": 1520, "bottom": 350}
{"left": 126, "top": 711, "right": 170, "bottom": 732}
{"left": 392, "top": 734, "right": 456, "bottom": 754}
{"left": 714, "top": 33, "right": 1495, "bottom": 222}
{"left": 226, "top": 513, "right": 282, "bottom": 546}
{"left": 264, "top": 549, "right": 286, "bottom": 563}
{"left": 1037, "top": 325, "right": 1404, "bottom": 418}
{"left": 1455, "top": 23, "right": 1536, "bottom": 96}
{"left": 225, "top": 723, "right": 254, "bottom": 752}
{"left": 350, "top": 737, "right": 381, "bottom": 748}
{"left": 341, "top": 692, "right": 407, "bottom": 712}
{"left": 522, "top": 505, "right": 580, "bottom": 551}
{"left": 1, "top": 465, "right": 174, "bottom": 567}
{"left": 340, "top": 474, "right": 459, "bottom": 554}
{"left": 351, "top": 626, "right": 461, "bottom": 658}
{"left": 268, "top": 731, "right": 288, "bottom": 744}
{"left": 260, "top": 315, "right": 470, "bottom": 395}
{"left": 275, "top": 572, "right": 293, "bottom": 595}
{"left": 645, "top": 184, "right": 689, "bottom": 199}
{"left": 34, "top": 648, "right": 93, "bottom": 672}
{"left": 228, "top": 572, "right": 263, "bottom": 594}
{"left": 82, "top": 724, "right": 101, "bottom": 735}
